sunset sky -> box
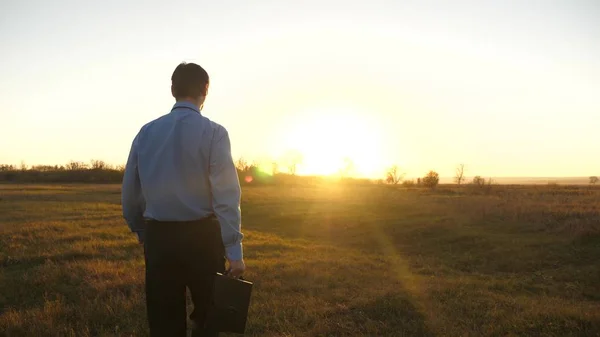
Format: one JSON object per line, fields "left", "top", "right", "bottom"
{"left": 1, "top": 0, "right": 599, "bottom": 178}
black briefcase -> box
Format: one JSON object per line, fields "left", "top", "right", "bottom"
{"left": 206, "top": 272, "right": 253, "bottom": 334}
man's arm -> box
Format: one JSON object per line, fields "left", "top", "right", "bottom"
{"left": 209, "top": 127, "right": 243, "bottom": 261}
{"left": 121, "top": 134, "right": 146, "bottom": 242}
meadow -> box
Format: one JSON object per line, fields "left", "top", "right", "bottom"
{"left": 0, "top": 183, "right": 599, "bottom": 336}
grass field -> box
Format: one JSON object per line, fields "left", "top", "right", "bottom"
{"left": 1, "top": 183, "right": 599, "bottom": 336}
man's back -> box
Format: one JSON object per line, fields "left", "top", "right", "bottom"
{"left": 122, "top": 101, "right": 243, "bottom": 261}
{"left": 136, "top": 102, "right": 218, "bottom": 221}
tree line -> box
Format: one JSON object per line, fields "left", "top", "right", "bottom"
{"left": 0, "top": 161, "right": 124, "bottom": 183}
{"left": 0, "top": 159, "right": 367, "bottom": 185}
{"left": 2, "top": 159, "right": 598, "bottom": 187}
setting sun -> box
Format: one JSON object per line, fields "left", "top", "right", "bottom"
{"left": 274, "top": 105, "right": 387, "bottom": 178}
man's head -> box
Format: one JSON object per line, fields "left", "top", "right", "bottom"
{"left": 171, "top": 62, "right": 210, "bottom": 109}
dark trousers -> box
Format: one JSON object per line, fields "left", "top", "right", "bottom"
{"left": 144, "top": 217, "right": 226, "bottom": 337}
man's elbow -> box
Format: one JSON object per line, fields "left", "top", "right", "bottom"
{"left": 214, "top": 204, "right": 241, "bottom": 221}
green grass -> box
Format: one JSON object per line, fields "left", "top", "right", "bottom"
{"left": 1, "top": 183, "right": 599, "bottom": 336}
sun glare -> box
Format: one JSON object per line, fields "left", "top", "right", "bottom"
{"left": 277, "top": 106, "right": 386, "bottom": 178}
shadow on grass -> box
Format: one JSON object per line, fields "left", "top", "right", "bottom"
{"left": 318, "top": 292, "right": 434, "bottom": 337}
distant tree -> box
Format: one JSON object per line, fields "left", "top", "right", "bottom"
{"left": 235, "top": 157, "right": 251, "bottom": 173}
{"left": 385, "top": 165, "right": 404, "bottom": 184}
{"left": 271, "top": 161, "right": 279, "bottom": 175}
{"left": 471, "top": 175, "right": 486, "bottom": 187}
{"left": 454, "top": 164, "right": 466, "bottom": 185}
{"left": 20, "top": 160, "right": 28, "bottom": 171}
{"left": 287, "top": 163, "right": 296, "bottom": 175}
{"left": 417, "top": 177, "right": 421, "bottom": 185}
{"left": 590, "top": 176, "right": 599, "bottom": 185}
{"left": 90, "top": 159, "right": 108, "bottom": 170}
{"left": 422, "top": 171, "right": 440, "bottom": 188}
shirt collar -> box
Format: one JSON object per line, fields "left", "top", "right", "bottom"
{"left": 171, "top": 101, "right": 201, "bottom": 114}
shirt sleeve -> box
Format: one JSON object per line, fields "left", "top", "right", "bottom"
{"left": 121, "top": 133, "right": 146, "bottom": 234}
{"left": 209, "top": 127, "right": 243, "bottom": 260}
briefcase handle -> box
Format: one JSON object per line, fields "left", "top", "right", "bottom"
{"left": 222, "top": 270, "right": 247, "bottom": 281}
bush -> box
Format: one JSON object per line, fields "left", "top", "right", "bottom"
{"left": 422, "top": 171, "right": 439, "bottom": 188}
{"left": 472, "top": 176, "right": 486, "bottom": 187}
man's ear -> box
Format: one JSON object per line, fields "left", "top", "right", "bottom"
{"left": 171, "top": 85, "right": 176, "bottom": 98}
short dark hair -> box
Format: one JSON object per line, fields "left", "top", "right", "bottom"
{"left": 171, "top": 62, "right": 209, "bottom": 98}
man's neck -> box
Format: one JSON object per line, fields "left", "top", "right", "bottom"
{"left": 175, "top": 98, "right": 200, "bottom": 108}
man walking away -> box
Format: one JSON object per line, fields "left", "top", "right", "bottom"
{"left": 122, "top": 62, "right": 246, "bottom": 337}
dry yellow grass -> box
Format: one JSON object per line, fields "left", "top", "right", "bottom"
{"left": 1, "top": 183, "right": 599, "bottom": 336}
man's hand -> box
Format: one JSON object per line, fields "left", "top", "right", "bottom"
{"left": 227, "top": 259, "right": 246, "bottom": 278}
